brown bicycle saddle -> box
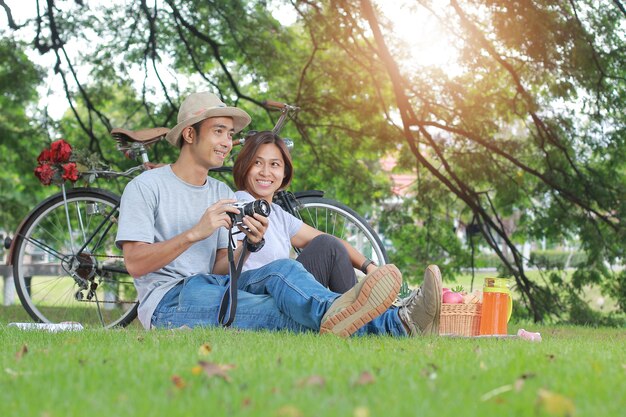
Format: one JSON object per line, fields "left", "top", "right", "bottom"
{"left": 110, "top": 127, "right": 169, "bottom": 145}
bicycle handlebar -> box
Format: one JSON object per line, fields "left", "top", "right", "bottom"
{"left": 263, "top": 100, "right": 300, "bottom": 112}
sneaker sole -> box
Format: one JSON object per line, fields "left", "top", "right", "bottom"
{"left": 423, "top": 265, "right": 442, "bottom": 335}
{"left": 320, "top": 265, "right": 402, "bottom": 338}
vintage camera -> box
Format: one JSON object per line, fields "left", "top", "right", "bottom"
{"left": 228, "top": 199, "right": 271, "bottom": 227}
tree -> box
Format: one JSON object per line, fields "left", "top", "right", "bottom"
{"left": 2, "top": 0, "right": 625, "bottom": 320}
{"left": 0, "top": 36, "right": 47, "bottom": 229}
{"left": 353, "top": 0, "right": 626, "bottom": 320}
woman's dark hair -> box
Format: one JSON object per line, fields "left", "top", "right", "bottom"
{"left": 233, "top": 131, "right": 293, "bottom": 191}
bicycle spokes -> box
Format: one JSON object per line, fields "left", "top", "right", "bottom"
{"left": 12, "top": 189, "right": 138, "bottom": 328}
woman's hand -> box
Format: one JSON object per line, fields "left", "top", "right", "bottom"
{"left": 239, "top": 213, "right": 269, "bottom": 244}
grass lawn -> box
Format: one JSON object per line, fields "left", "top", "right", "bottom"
{"left": 1, "top": 307, "right": 625, "bottom": 417}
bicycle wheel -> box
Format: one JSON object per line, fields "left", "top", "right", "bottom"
{"left": 294, "top": 196, "right": 389, "bottom": 268}
{"left": 11, "top": 188, "right": 138, "bottom": 328}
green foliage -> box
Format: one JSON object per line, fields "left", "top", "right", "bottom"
{"left": 380, "top": 181, "right": 471, "bottom": 283}
{"left": 0, "top": 37, "right": 48, "bottom": 229}
{"left": 564, "top": 291, "right": 626, "bottom": 327}
{"left": 528, "top": 250, "right": 587, "bottom": 269}
{"left": 472, "top": 254, "right": 505, "bottom": 269}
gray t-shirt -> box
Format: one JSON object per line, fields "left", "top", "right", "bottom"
{"left": 234, "top": 190, "right": 303, "bottom": 272}
{"left": 116, "top": 165, "right": 234, "bottom": 329}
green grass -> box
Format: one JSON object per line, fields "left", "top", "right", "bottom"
{"left": 1, "top": 311, "right": 625, "bottom": 417}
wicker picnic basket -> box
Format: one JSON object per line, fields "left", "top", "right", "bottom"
{"left": 438, "top": 303, "right": 482, "bottom": 336}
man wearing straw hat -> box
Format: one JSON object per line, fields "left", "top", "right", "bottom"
{"left": 115, "top": 91, "right": 442, "bottom": 337}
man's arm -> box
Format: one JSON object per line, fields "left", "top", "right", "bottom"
{"left": 122, "top": 199, "right": 239, "bottom": 277}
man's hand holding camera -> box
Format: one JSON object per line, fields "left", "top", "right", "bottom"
{"left": 187, "top": 199, "right": 239, "bottom": 243}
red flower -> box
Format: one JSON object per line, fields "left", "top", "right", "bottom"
{"left": 34, "top": 163, "right": 55, "bottom": 186}
{"left": 34, "top": 139, "right": 81, "bottom": 186}
{"left": 62, "top": 162, "right": 79, "bottom": 182}
{"left": 37, "top": 149, "right": 52, "bottom": 164}
{"left": 50, "top": 139, "right": 72, "bottom": 163}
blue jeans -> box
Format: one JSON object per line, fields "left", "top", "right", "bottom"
{"left": 152, "top": 258, "right": 407, "bottom": 336}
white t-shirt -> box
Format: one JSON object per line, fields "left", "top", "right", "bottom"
{"left": 234, "top": 190, "right": 303, "bottom": 272}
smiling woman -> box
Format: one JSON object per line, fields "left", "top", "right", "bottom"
{"left": 232, "top": 131, "right": 380, "bottom": 293}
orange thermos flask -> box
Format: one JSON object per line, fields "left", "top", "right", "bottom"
{"left": 479, "top": 278, "right": 512, "bottom": 335}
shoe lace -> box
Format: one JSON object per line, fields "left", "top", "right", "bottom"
{"left": 395, "top": 287, "right": 422, "bottom": 309}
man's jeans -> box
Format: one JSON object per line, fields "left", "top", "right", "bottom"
{"left": 152, "top": 259, "right": 407, "bottom": 336}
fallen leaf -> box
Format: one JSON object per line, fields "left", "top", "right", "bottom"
{"left": 241, "top": 397, "right": 252, "bottom": 408}
{"left": 480, "top": 361, "right": 488, "bottom": 370}
{"left": 420, "top": 363, "right": 438, "bottom": 380}
{"left": 276, "top": 405, "right": 304, "bottom": 417}
{"left": 514, "top": 372, "right": 536, "bottom": 392}
{"left": 171, "top": 375, "right": 187, "bottom": 389}
{"left": 5, "top": 368, "right": 19, "bottom": 377}
{"left": 536, "top": 388, "right": 576, "bottom": 417}
{"left": 15, "top": 344, "right": 28, "bottom": 361}
{"left": 198, "top": 343, "right": 212, "bottom": 356}
{"left": 353, "top": 371, "right": 376, "bottom": 386}
{"left": 198, "top": 360, "right": 236, "bottom": 382}
{"left": 353, "top": 406, "right": 370, "bottom": 417}
{"left": 481, "top": 384, "right": 513, "bottom": 401}
{"left": 296, "top": 375, "right": 326, "bottom": 388}
{"left": 590, "top": 361, "right": 602, "bottom": 374}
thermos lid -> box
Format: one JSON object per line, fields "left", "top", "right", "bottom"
{"left": 483, "top": 277, "right": 511, "bottom": 294}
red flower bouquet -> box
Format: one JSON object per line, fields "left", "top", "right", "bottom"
{"left": 34, "top": 139, "right": 81, "bottom": 186}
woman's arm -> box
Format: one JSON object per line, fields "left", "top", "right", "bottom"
{"left": 291, "top": 223, "right": 376, "bottom": 274}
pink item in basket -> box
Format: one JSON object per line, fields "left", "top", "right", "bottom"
{"left": 517, "top": 328, "right": 542, "bottom": 342}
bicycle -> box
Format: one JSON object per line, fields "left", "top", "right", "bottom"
{"left": 8, "top": 101, "right": 389, "bottom": 328}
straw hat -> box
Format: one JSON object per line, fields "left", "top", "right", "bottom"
{"left": 165, "top": 92, "right": 252, "bottom": 146}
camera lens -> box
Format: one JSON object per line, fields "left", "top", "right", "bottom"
{"left": 244, "top": 200, "right": 271, "bottom": 217}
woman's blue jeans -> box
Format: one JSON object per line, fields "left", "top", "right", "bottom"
{"left": 152, "top": 259, "right": 407, "bottom": 336}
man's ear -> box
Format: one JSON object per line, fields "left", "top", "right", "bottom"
{"left": 182, "top": 126, "right": 194, "bottom": 144}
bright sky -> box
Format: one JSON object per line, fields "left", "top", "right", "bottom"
{"left": 379, "top": 1, "right": 460, "bottom": 72}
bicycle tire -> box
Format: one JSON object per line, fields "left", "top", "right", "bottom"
{"left": 294, "top": 196, "right": 389, "bottom": 268}
{"left": 11, "top": 188, "right": 138, "bottom": 328}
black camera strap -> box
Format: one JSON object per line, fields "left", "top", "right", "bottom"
{"left": 217, "top": 227, "right": 247, "bottom": 327}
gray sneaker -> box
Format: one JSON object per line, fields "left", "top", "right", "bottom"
{"left": 397, "top": 264, "right": 442, "bottom": 336}
{"left": 320, "top": 264, "right": 402, "bottom": 338}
